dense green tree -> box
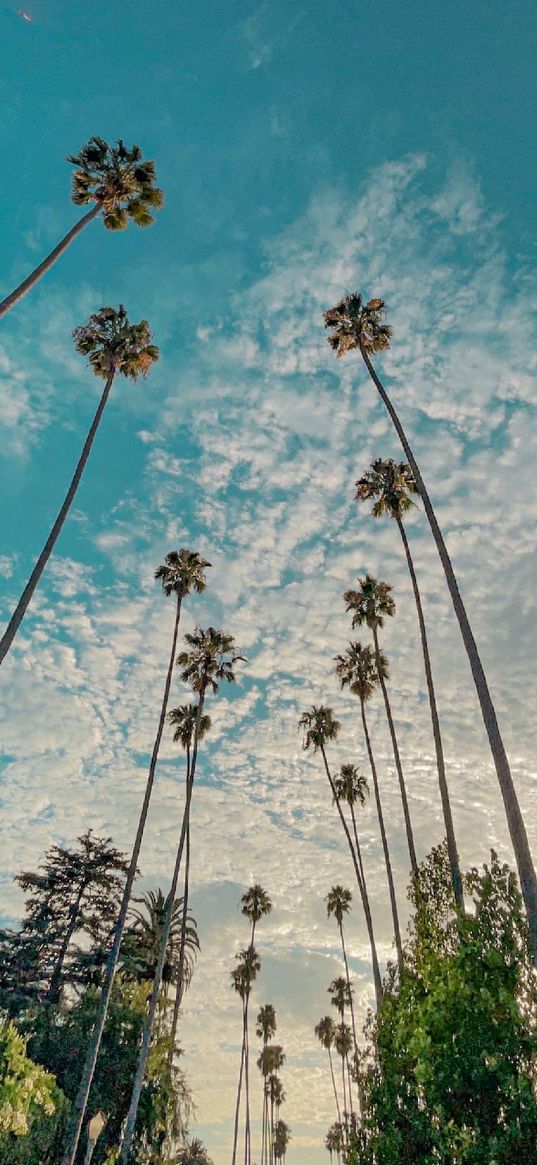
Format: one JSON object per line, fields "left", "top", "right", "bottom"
{"left": 333, "top": 765, "right": 382, "bottom": 1006}
{"left": 344, "top": 574, "right": 418, "bottom": 878}
{"left": 323, "top": 293, "right": 537, "bottom": 961}
{"left": 0, "top": 1022, "right": 57, "bottom": 1143}
{"left": 0, "top": 307, "right": 159, "bottom": 666}
{"left": 62, "top": 553, "right": 209, "bottom": 1165}
{"left": 0, "top": 138, "right": 163, "bottom": 319}
{"left": 355, "top": 459, "right": 463, "bottom": 908}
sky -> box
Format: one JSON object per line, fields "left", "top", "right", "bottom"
{"left": 1, "top": 1, "right": 537, "bottom": 1162}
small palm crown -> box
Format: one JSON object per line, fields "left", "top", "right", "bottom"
{"left": 72, "top": 305, "right": 159, "bottom": 380}
{"left": 325, "top": 885, "right": 352, "bottom": 926}
{"left": 241, "top": 884, "right": 272, "bottom": 925}
{"left": 334, "top": 1021, "right": 353, "bottom": 1057}
{"left": 256, "top": 1003, "right": 277, "bottom": 1043}
{"left": 168, "top": 703, "right": 212, "bottom": 750}
{"left": 344, "top": 574, "right": 396, "bottom": 631}
{"left": 155, "top": 549, "right": 211, "bottom": 599}
{"left": 178, "top": 627, "right": 244, "bottom": 695}
{"left": 323, "top": 293, "right": 392, "bottom": 359}
{"left": 315, "top": 1015, "right": 336, "bottom": 1049}
{"left": 257, "top": 1044, "right": 285, "bottom": 1078}
{"left": 68, "top": 136, "right": 164, "bottom": 230}
{"left": 329, "top": 975, "right": 353, "bottom": 1012}
{"left": 299, "top": 705, "right": 341, "bottom": 752}
{"left": 230, "top": 945, "right": 261, "bottom": 997}
{"left": 268, "top": 1072, "right": 285, "bottom": 1105}
{"left": 333, "top": 763, "right": 369, "bottom": 808}
{"left": 335, "top": 642, "right": 384, "bottom": 701}
{"left": 326, "top": 1123, "right": 345, "bottom": 1154}
{"left": 355, "top": 458, "right": 418, "bottom": 519}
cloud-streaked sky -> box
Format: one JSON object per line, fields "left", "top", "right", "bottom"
{"left": 1, "top": 3, "right": 536, "bottom": 1162}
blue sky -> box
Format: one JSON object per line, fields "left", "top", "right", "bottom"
{"left": 1, "top": 2, "right": 537, "bottom": 1162}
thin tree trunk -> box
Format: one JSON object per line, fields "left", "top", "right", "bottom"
{"left": 261, "top": 1084, "right": 268, "bottom": 1165}
{"left": 348, "top": 800, "right": 382, "bottom": 995}
{"left": 328, "top": 1049, "right": 341, "bottom": 1125}
{"left": 0, "top": 368, "right": 115, "bottom": 666}
{"left": 396, "top": 515, "right": 464, "bottom": 908}
{"left": 0, "top": 204, "right": 101, "bottom": 319}
{"left": 244, "top": 994, "right": 251, "bottom": 1165}
{"left": 320, "top": 748, "right": 383, "bottom": 1007}
{"left": 360, "top": 344, "right": 537, "bottom": 962}
{"left": 371, "top": 625, "right": 418, "bottom": 877}
{"left": 60, "top": 593, "right": 183, "bottom": 1165}
{"left": 167, "top": 732, "right": 192, "bottom": 1071}
{"left": 360, "top": 700, "right": 403, "bottom": 970}
{"left": 48, "top": 879, "right": 87, "bottom": 1003}
{"left": 340, "top": 1044, "right": 347, "bottom": 1118}
{"left": 338, "top": 922, "right": 359, "bottom": 1109}
{"left": 119, "top": 695, "right": 206, "bottom": 1164}
{"left": 232, "top": 1027, "right": 246, "bottom": 1165}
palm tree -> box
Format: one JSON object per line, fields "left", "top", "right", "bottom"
{"left": 167, "top": 703, "right": 212, "bottom": 1068}
{"left": 325, "top": 887, "right": 360, "bottom": 1094}
{"left": 175, "top": 1137, "right": 214, "bottom": 1165}
{"left": 344, "top": 573, "right": 418, "bottom": 878}
{"left": 315, "top": 1016, "right": 341, "bottom": 1125}
{"left": 236, "top": 886, "right": 273, "bottom": 1165}
{"left": 355, "top": 459, "right": 464, "bottom": 908}
{"left": 120, "top": 888, "right": 199, "bottom": 990}
{"left": 61, "top": 553, "right": 209, "bottom": 1165}
{"left": 325, "top": 1121, "right": 345, "bottom": 1165}
{"left": 273, "top": 1119, "right": 291, "bottom": 1164}
{"left": 120, "top": 628, "right": 242, "bottom": 1165}
{"left": 324, "top": 294, "right": 537, "bottom": 960}
{"left": 231, "top": 946, "right": 262, "bottom": 1165}
{"left": 266, "top": 1069, "right": 285, "bottom": 1165}
{"left": 256, "top": 1005, "right": 277, "bottom": 1165}
{"left": 0, "top": 137, "right": 163, "bottom": 318}
{"left": 335, "top": 644, "right": 403, "bottom": 969}
{"left": 0, "top": 306, "right": 159, "bottom": 666}
{"left": 329, "top": 979, "right": 353, "bottom": 1117}
{"left": 333, "top": 764, "right": 382, "bottom": 1005}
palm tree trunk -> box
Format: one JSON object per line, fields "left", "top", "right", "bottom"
{"left": 60, "top": 592, "right": 184, "bottom": 1165}
{"left": 338, "top": 921, "right": 359, "bottom": 1108}
{"left": 0, "top": 204, "right": 101, "bottom": 319}
{"left": 167, "top": 735, "right": 192, "bottom": 1071}
{"left": 360, "top": 700, "right": 403, "bottom": 970}
{"left": 360, "top": 344, "right": 537, "bottom": 961}
{"left": 320, "top": 748, "right": 383, "bottom": 1007}
{"left": 396, "top": 514, "right": 464, "bottom": 909}
{"left": 0, "top": 367, "right": 115, "bottom": 666}
{"left": 244, "top": 995, "right": 251, "bottom": 1165}
{"left": 232, "top": 1012, "right": 247, "bottom": 1165}
{"left": 371, "top": 625, "right": 418, "bottom": 877}
{"left": 328, "top": 1048, "right": 341, "bottom": 1125}
{"left": 119, "top": 695, "right": 206, "bottom": 1164}
{"left": 340, "top": 1045, "right": 348, "bottom": 1118}
{"left": 348, "top": 801, "right": 382, "bottom": 995}
{"left": 261, "top": 1084, "right": 268, "bottom": 1165}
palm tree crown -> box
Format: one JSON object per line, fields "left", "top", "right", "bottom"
{"left": 315, "top": 1015, "right": 336, "bottom": 1051}
{"left": 68, "top": 136, "right": 164, "bottom": 229}
{"left": 256, "top": 1003, "right": 277, "bottom": 1044}
{"left": 230, "top": 946, "right": 261, "bottom": 1000}
{"left": 72, "top": 305, "right": 159, "bottom": 380}
{"left": 241, "top": 884, "right": 273, "bottom": 928}
{"left": 155, "top": 549, "right": 211, "bottom": 600}
{"left": 333, "top": 764, "right": 369, "bottom": 808}
{"left": 329, "top": 976, "right": 353, "bottom": 1014}
{"left": 178, "top": 627, "right": 243, "bottom": 695}
{"left": 168, "top": 703, "right": 212, "bottom": 750}
{"left": 344, "top": 574, "right": 395, "bottom": 631}
{"left": 299, "top": 706, "right": 341, "bottom": 752}
{"left": 325, "top": 886, "right": 353, "bottom": 927}
{"left": 323, "top": 293, "right": 392, "bottom": 358}
{"left": 257, "top": 1044, "right": 285, "bottom": 1078}
{"left": 121, "top": 889, "right": 199, "bottom": 986}
{"left": 334, "top": 642, "right": 385, "bottom": 702}
{"left": 355, "top": 458, "right": 418, "bottom": 520}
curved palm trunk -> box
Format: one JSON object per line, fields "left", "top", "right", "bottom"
{"left": 360, "top": 344, "right": 537, "bottom": 961}
{"left": 320, "top": 748, "right": 383, "bottom": 1007}
{"left": 396, "top": 515, "right": 464, "bottom": 909}
{"left": 119, "top": 696, "right": 206, "bottom": 1164}
{"left": 371, "top": 625, "right": 418, "bottom": 877}
{"left": 338, "top": 922, "right": 359, "bottom": 1109}
{"left": 0, "top": 368, "right": 115, "bottom": 666}
{"left": 61, "top": 592, "right": 184, "bottom": 1165}
{"left": 0, "top": 204, "right": 100, "bottom": 319}
{"left": 360, "top": 700, "right": 403, "bottom": 970}
{"left": 348, "top": 801, "right": 382, "bottom": 996}
{"left": 327, "top": 1047, "right": 342, "bottom": 1125}
{"left": 231, "top": 1028, "right": 246, "bottom": 1165}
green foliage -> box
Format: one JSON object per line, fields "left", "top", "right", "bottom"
{"left": 0, "top": 1022, "right": 58, "bottom": 1145}
{"left": 68, "top": 136, "right": 164, "bottom": 229}
{"left": 350, "top": 846, "right": 537, "bottom": 1164}
{"left": 72, "top": 305, "right": 159, "bottom": 381}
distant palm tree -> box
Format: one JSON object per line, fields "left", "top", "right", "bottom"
{"left": 120, "top": 628, "right": 242, "bottom": 1165}
{"left": 325, "top": 887, "right": 360, "bottom": 1092}
{"left": 237, "top": 886, "right": 273, "bottom": 1165}
{"left": 256, "top": 1005, "right": 277, "bottom": 1165}
{"left": 355, "top": 459, "right": 464, "bottom": 909}
{"left": 0, "top": 137, "right": 163, "bottom": 318}
{"left": 231, "top": 946, "right": 262, "bottom": 1165}
{"left": 175, "top": 1137, "right": 214, "bottom": 1165}
{"left": 266, "top": 1070, "right": 285, "bottom": 1165}
{"left": 324, "top": 294, "right": 537, "bottom": 959}
{"left": 325, "top": 1120, "right": 345, "bottom": 1165}
{"left": 61, "top": 554, "right": 210, "bottom": 1165}
{"left": 0, "top": 306, "right": 159, "bottom": 666}
{"left": 273, "top": 1118, "right": 291, "bottom": 1164}
{"left": 333, "top": 764, "right": 382, "bottom": 1005}
{"left": 335, "top": 645, "right": 403, "bottom": 969}
{"left": 329, "top": 979, "right": 353, "bottom": 1116}
{"left": 344, "top": 573, "right": 418, "bottom": 878}
{"left": 315, "top": 1016, "right": 341, "bottom": 1124}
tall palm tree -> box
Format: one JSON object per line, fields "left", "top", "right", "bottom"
{"left": 324, "top": 294, "right": 537, "bottom": 959}
{"left": 236, "top": 885, "right": 273, "bottom": 1165}
{"left": 315, "top": 1016, "right": 341, "bottom": 1125}
{"left": 325, "top": 887, "right": 360, "bottom": 1092}
{"left": 0, "top": 137, "right": 163, "bottom": 319}
{"left": 0, "top": 306, "right": 159, "bottom": 666}
{"left": 329, "top": 979, "right": 353, "bottom": 1117}
{"left": 355, "top": 459, "right": 464, "bottom": 908}
{"left": 120, "top": 888, "right": 199, "bottom": 991}
{"left": 61, "top": 553, "right": 210, "bottom": 1165}
{"left": 167, "top": 703, "right": 212, "bottom": 1068}
{"left": 344, "top": 574, "right": 418, "bottom": 878}
{"left": 256, "top": 1005, "right": 277, "bottom": 1165}
{"left": 120, "top": 628, "right": 242, "bottom": 1165}
{"left": 231, "top": 946, "right": 262, "bottom": 1165}
{"left": 333, "top": 764, "right": 382, "bottom": 1004}
{"left": 335, "top": 644, "right": 403, "bottom": 969}
{"left": 266, "top": 1068, "right": 285, "bottom": 1165}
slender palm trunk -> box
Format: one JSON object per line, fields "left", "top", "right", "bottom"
{"left": 338, "top": 921, "right": 359, "bottom": 1106}
{"left": 348, "top": 800, "right": 382, "bottom": 994}
{"left": 167, "top": 740, "right": 192, "bottom": 1070}
{"left": 360, "top": 700, "right": 403, "bottom": 970}
{"left": 0, "top": 204, "right": 101, "bottom": 319}
{"left": 60, "top": 593, "right": 184, "bottom": 1165}
{"left": 48, "top": 879, "right": 87, "bottom": 1003}
{"left": 360, "top": 344, "right": 537, "bottom": 961}
{"left": 261, "top": 1082, "right": 268, "bottom": 1165}
{"left": 119, "top": 696, "right": 206, "bottom": 1164}
{"left": 244, "top": 996, "right": 251, "bottom": 1165}
{"left": 371, "top": 625, "right": 418, "bottom": 877}
{"left": 339, "top": 1040, "right": 348, "bottom": 1118}
{"left": 328, "top": 1048, "right": 341, "bottom": 1124}
{"left": 396, "top": 515, "right": 464, "bottom": 908}
{"left": 231, "top": 1028, "right": 246, "bottom": 1165}
{"left": 0, "top": 368, "right": 115, "bottom": 666}
{"left": 320, "top": 747, "right": 383, "bottom": 1007}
